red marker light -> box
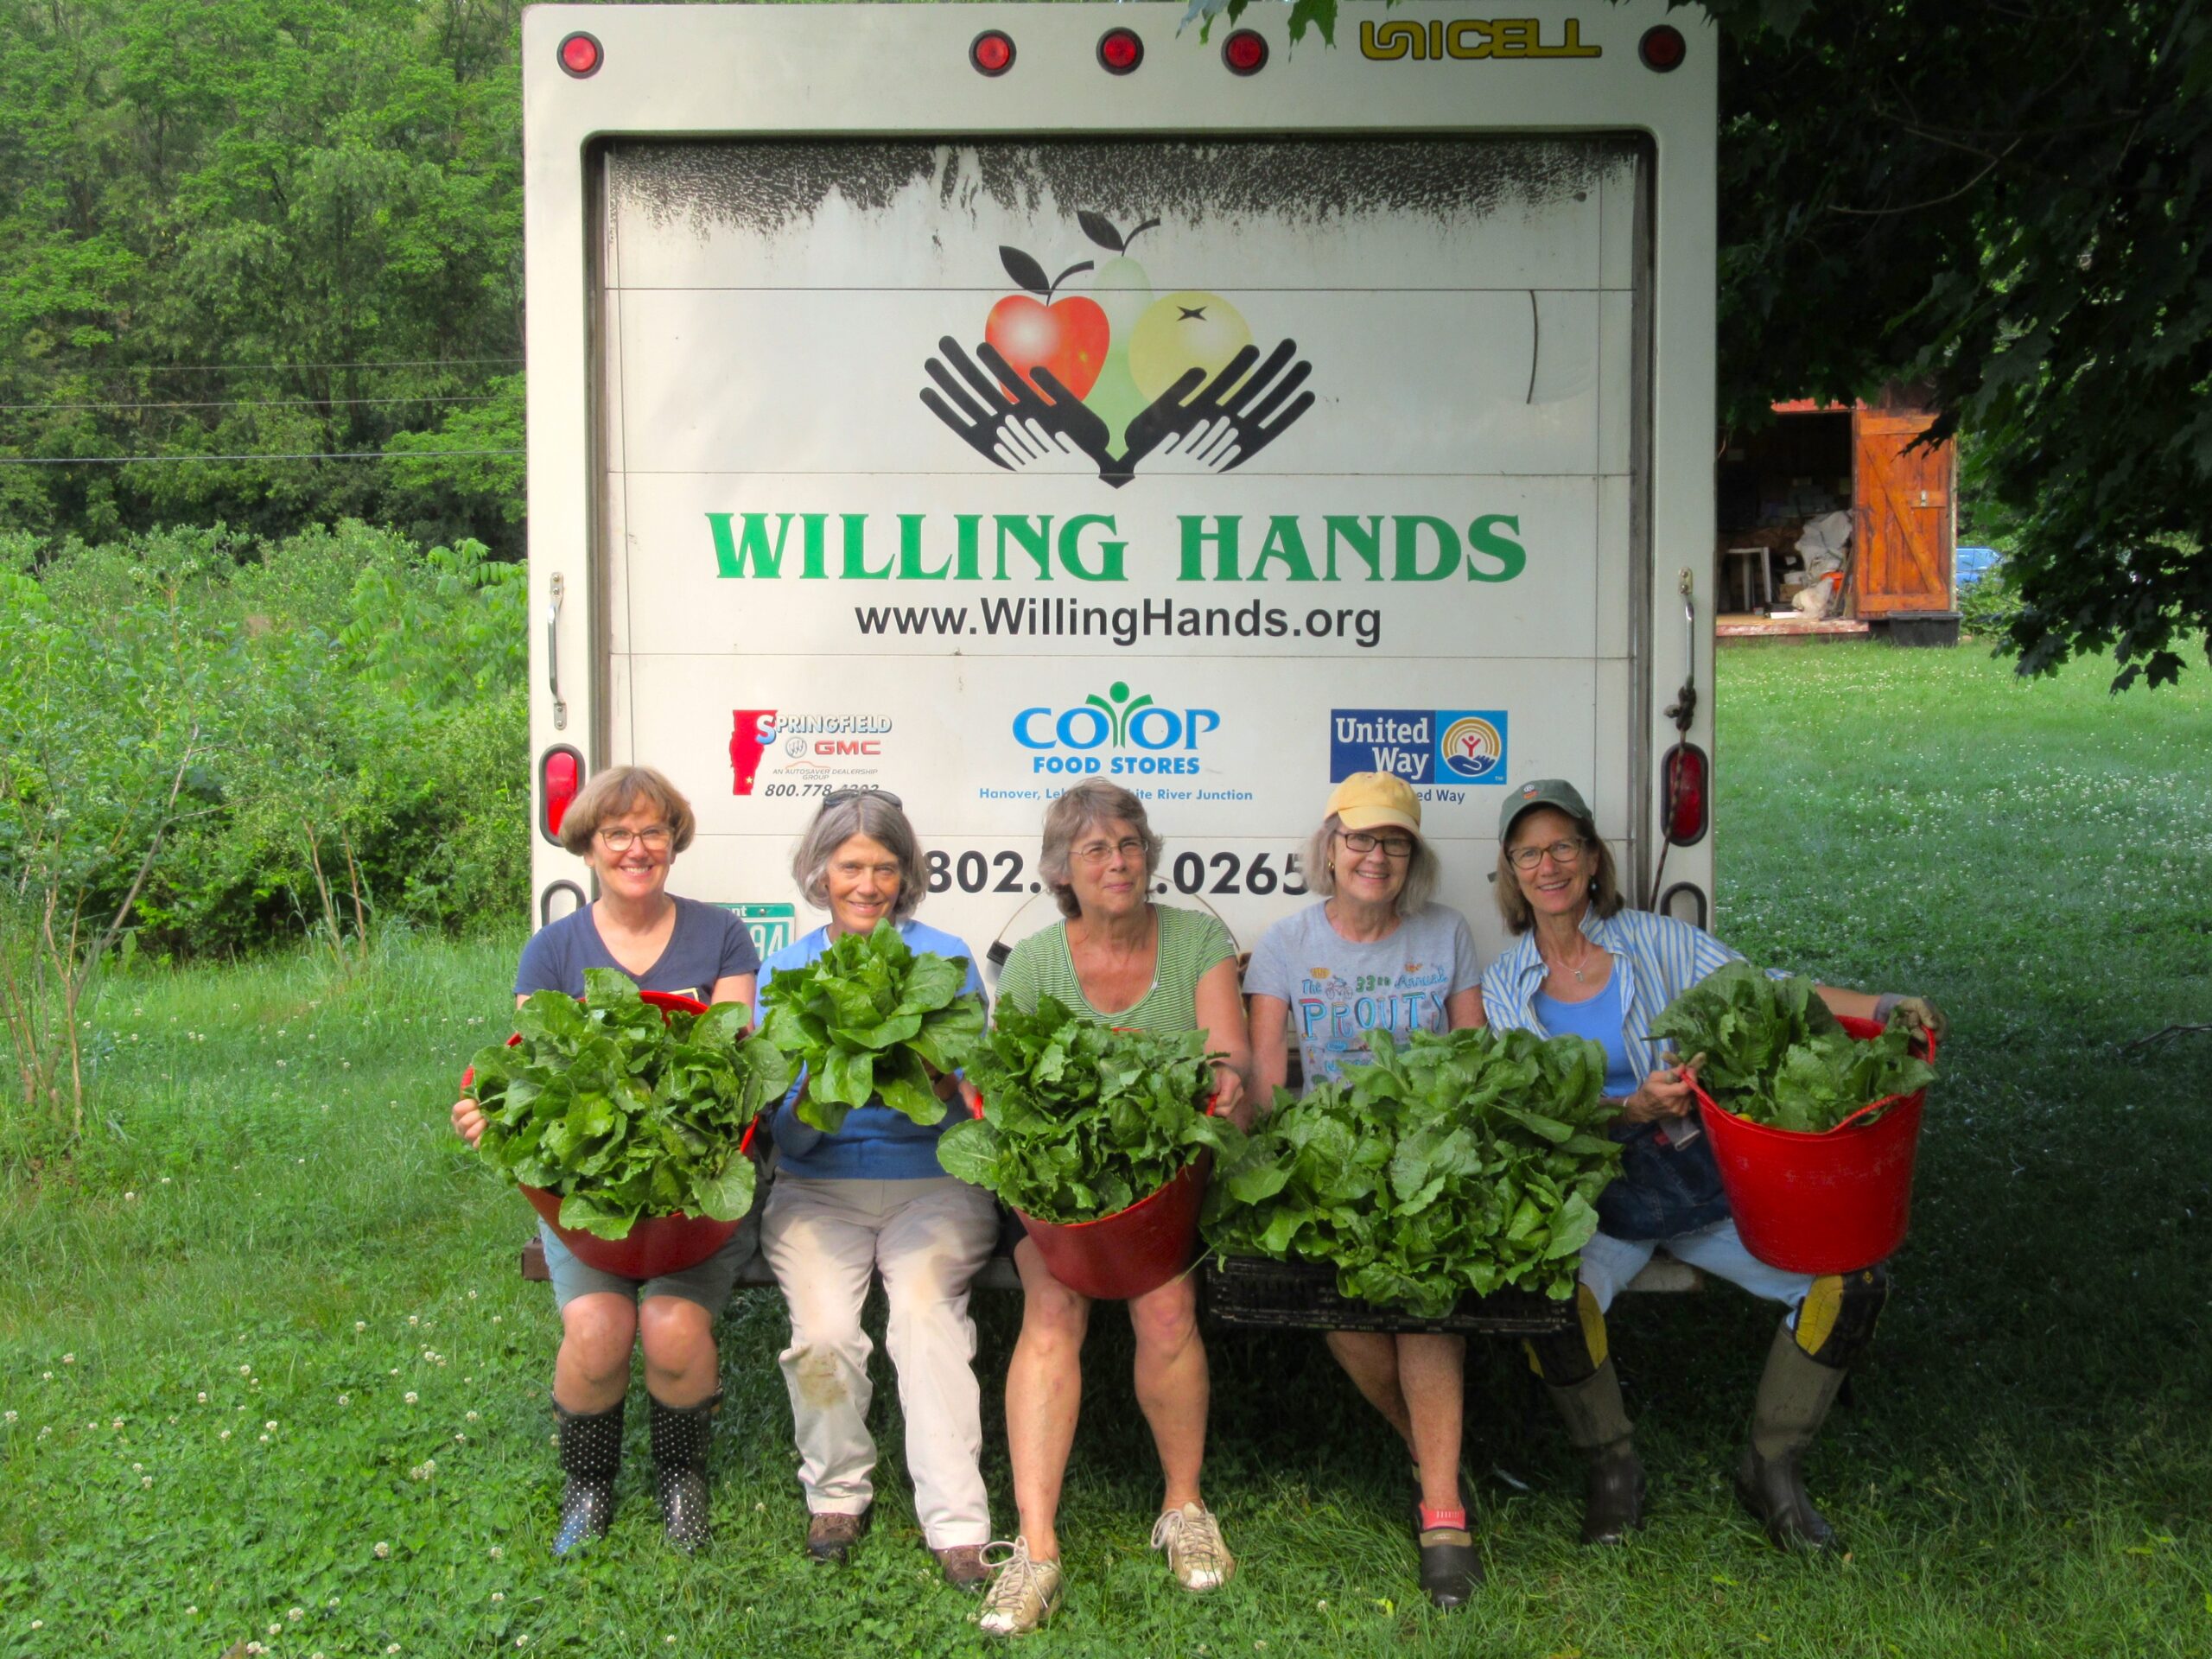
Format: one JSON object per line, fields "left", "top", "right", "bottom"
{"left": 1097, "top": 28, "right": 1144, "bottom": 74}
{"left": 1638, "top": 25, "right": 1687, "bottom": 71}
{"left": 1222, "top": 29, "right": 1268, "bottom": 75}
{"left": 557, "top": 32, "right": 602, "bottom": 79}
{"left": 541, "top": 747, "right": 583, "bottom": 844}
{"left": 1661, "top": 743, "right": 1709, "bottom": 845}
{"left": 970, "top": 29, "right": 1015, "bottom": 76}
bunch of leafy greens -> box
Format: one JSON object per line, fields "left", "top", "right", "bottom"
{"left": 760, "top": 920, "right": 987, "bottom": 1133}
{"left": 935, "top": 995, "right": 1235, "bottom": 1224}
{"left": 1203, "top": 1027, "right": 1620, "bottom": 1315}
{"left": 466, "top": 969, "right": 792, "bottom": 1239}
{"left": 1649, "top": 962, "right": 1935, "bottom": 1134}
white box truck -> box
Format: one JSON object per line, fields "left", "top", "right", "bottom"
{"left": 520, "top": 0, "right": 1719, "bottom": 974}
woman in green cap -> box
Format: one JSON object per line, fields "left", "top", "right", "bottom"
{"left": 1481, "top": 778, "right": 1942, "bottom": 1554}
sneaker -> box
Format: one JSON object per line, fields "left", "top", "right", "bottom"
{"left": 976, "top": 1537, "right": 1064, "bottom": 1637}
{"left": 1150, "top": 1502, "right": 1235, "bottom": 1592}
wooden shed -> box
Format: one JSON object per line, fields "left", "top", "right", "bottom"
{"left": 1715, "top": 390, "right": 1957, "bottom": 637}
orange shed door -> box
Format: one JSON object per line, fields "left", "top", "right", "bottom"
{"left": 1853, "top": 411, "right": 1955, "bottom": 615}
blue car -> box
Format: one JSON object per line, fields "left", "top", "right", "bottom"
{"left": 1955, "top": 545, "right": 2002, "bottom": 588}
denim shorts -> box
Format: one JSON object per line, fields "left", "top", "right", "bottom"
{"left": 539, "top": 1204, "right": 760, "bottom": 1313}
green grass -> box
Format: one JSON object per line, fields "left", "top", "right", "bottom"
{"left": 4, "top": 641, "right": 2212, "bottom": 1657}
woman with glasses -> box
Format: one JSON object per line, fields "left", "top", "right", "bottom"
{"left": 976, "top": 779, "right": 1253, "bottom": 1636}
{"left": 754, "top": 791, "right": 1001, "bottom": 1590}
{"left": 1243, "top": 772, "right": 1487, "bottom": 1610}
{"left": 1482, "top": 779, "right": 1943, "bottom": 1555}
{"left": 451, "top": 766, "right": 760, "bottom": 1555}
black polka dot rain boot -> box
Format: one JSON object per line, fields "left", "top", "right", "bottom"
{"left": 550, "top": 1397, "right": 624, "bottom": 1557}
{"left": 648, "top": 1391, "right": 720, "bottom": 1554}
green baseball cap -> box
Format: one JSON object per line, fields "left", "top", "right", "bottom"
{"left": 1498, "top": 778, "right": 1593, "bottom": 842}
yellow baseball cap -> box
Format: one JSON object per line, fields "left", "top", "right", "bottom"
{"left": 1326, "top": 772, "right": 1421, "bottom": 836}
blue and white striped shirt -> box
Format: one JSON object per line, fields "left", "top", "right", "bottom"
{"left": 1480, "top": 907, "right": 1747, "bottom": 1086}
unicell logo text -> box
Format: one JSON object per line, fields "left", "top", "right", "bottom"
{"left": 1014, "top": 682, "right": 1219, "bottom": 778}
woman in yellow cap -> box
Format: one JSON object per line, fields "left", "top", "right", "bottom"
{"left": 1243, "top": 772, "right": 1487, "bottom": 1610}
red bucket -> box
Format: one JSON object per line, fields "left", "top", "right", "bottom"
{"left": 1694, "top": 1014, "right": 1935, "bottom": 1274}
{"left": 462, "top": 990, "right": 759, "bottom": 1281}
{"left": 1016, "top": 1154, "right": 1212, "bottom": 1302}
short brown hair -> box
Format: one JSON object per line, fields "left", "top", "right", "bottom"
{"left": 1493, "top": 806, "right": 1625, "bottom": 935}
{"left": 1037, "top": 780, "right": 1162, "bottom": 919}
{"left": 558, "top": 765, "right": 697, "bottom": 858}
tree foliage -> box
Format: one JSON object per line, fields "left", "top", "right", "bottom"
{"left": 1203, "top": 0, "right": 2212, "bottom": 687}
{"left": 0, "top": 0, "right": 523, "bottom": 552}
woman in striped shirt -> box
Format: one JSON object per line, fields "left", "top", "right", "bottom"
{"left": 1480, "top": 779, "right": 1942, "bottom": 1555}
{"left": 975, "top": 780, "right": 1253, "bottom": 1637}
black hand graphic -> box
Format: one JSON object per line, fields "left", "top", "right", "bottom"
{"left": 920, "top": 339, "right": 1114, "bottom": 474}
{"left": 1113, "top": 340, "right": 1316, "bottom": 482}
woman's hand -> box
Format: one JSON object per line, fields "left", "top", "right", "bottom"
{"left": 1876, "top": 994, "right": 1948, "bottom": 1041}
{"left": 1210, "top": 1063, "right": 1252, "bottom": 1132}
{"left": 1618, "top": 1053, "right": 1704, "bottom": 1123}
{"left": 452, "top": 1096, "right": 486, "bottom": 1147}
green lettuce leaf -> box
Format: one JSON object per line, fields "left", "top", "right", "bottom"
{"left": 760, "top": 920, "right": 987, "bottom": 1132}
{"left": 1201, "top": 1026, "right": 1621, "bottom": 1315}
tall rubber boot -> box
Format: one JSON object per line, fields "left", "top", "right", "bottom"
{"left": 1735, "top": 1323, "right": 1847, "bottom": 1550}
{"left": 1543, "top": 1358, "right": 1646, "bottom": 1545}
{"left": 551, "top": 1397, "right": 625, "bottom": 1557}
{"left": 649, "top": 1391, "right": 719, "bottom": 1554}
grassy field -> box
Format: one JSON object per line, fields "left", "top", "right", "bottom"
{"left": 4, "top": 641, "right": 2210, "bottom": 1658}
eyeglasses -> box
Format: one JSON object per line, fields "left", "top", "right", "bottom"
{"left": 598, "top": 825, "right": 672, "bottom": 854}
{"left": 824, "top": 788, "right": 902, "bottom": 809}
{"left": 1338, "top": 830, "right": 1416, "bottom": 860}
{"left": 1073, "top": 836, "right": 1148, "bottom": 867}
{"left": 1506, "top": 838, "right": 1589, "bottom": 871}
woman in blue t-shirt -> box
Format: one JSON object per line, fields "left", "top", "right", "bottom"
{"left": 1481, "top": 779, "right": 1942, "bottom": 1555}
{"left": 452, "top": 766, "right": 760, "bottom": 1556}
{"left": 754, "top": 791, "right": 1001, "bottom": 1591}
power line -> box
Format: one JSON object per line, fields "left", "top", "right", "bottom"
{"left": 48, "top": 357, "right": 522, "bottom": 372}
{"left": 0, "top": 395, "right": 503, "bottom": 413}
{"left": 0, "top": 449, "right": 524, "bottom": 466}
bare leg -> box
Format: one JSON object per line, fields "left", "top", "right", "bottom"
{"left": 1325, "top": 1330, "right": 1415, "bottom": 1452}
{"left": 1005, "top": 1237, "right": 1090, "bottom": 1561}
{"left": 1396, "top": 1333, "right": 1468, "bottom": 1513}
{"left": 637, "top": 1296, "right": 721, "bottom": 1408}
{"left": 553, "top": 1293, "right": 638, "bottom": 1412}
{"left": 1128, "top": 1274, "right": 1208, "bottom": 1512}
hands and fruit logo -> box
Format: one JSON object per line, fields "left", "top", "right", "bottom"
{"left": 921, "top": 212, "right": 1317, "bottom": 488}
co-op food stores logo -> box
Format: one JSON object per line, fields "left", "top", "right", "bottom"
{"left": 1015, "top": 683, "right": 1218, "bottom": 777}
{"left": 1331, "top": 709, "right": 1509, "bottom": 785}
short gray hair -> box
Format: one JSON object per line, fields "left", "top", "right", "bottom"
{"left": 791, "top": 794, "right": 926, "bottom": 922}
{"left": 1038, "top": 780, "right": 1163, "bottom": 919}
{"left": 1302, "top": 812, "right": 1439, "bottom": 918}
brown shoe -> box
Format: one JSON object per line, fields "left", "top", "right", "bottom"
{"left": 804, "top": 1509, "right": 871, "bottom": 1564}
{"left": 933, "top": 1543, "right": 991, "bottom": 1592}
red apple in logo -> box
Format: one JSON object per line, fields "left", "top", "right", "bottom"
{"left": 986, "top": 245, "right": 1108, "bottom": 402}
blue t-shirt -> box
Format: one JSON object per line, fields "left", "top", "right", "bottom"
{"left": 1532, "top": 973, "right": 1639, "bottom": 1100}
{"left": 760, "top": 918, "right": 987, "bottom": 1181}
{"left": 514, "top": 895, "right": 761, "bottom": 1003}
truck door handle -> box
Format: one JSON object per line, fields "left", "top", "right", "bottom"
{"left": 547, "top": 572, "right": 567, "bottom": 732}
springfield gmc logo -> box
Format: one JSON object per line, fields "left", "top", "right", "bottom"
{"left": 730, "top": 711, "right": 893, "bottom": 796}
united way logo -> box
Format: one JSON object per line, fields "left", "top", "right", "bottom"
{"left": 1437, "top": 715, "right": 1506, "bottom": 780}
{"left": 1331, "top": 709, "right": 1509, "bottom": 785}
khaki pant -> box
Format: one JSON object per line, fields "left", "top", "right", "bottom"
{"left": 760, "top": 1174, "right": 998, "bottom": 1548}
